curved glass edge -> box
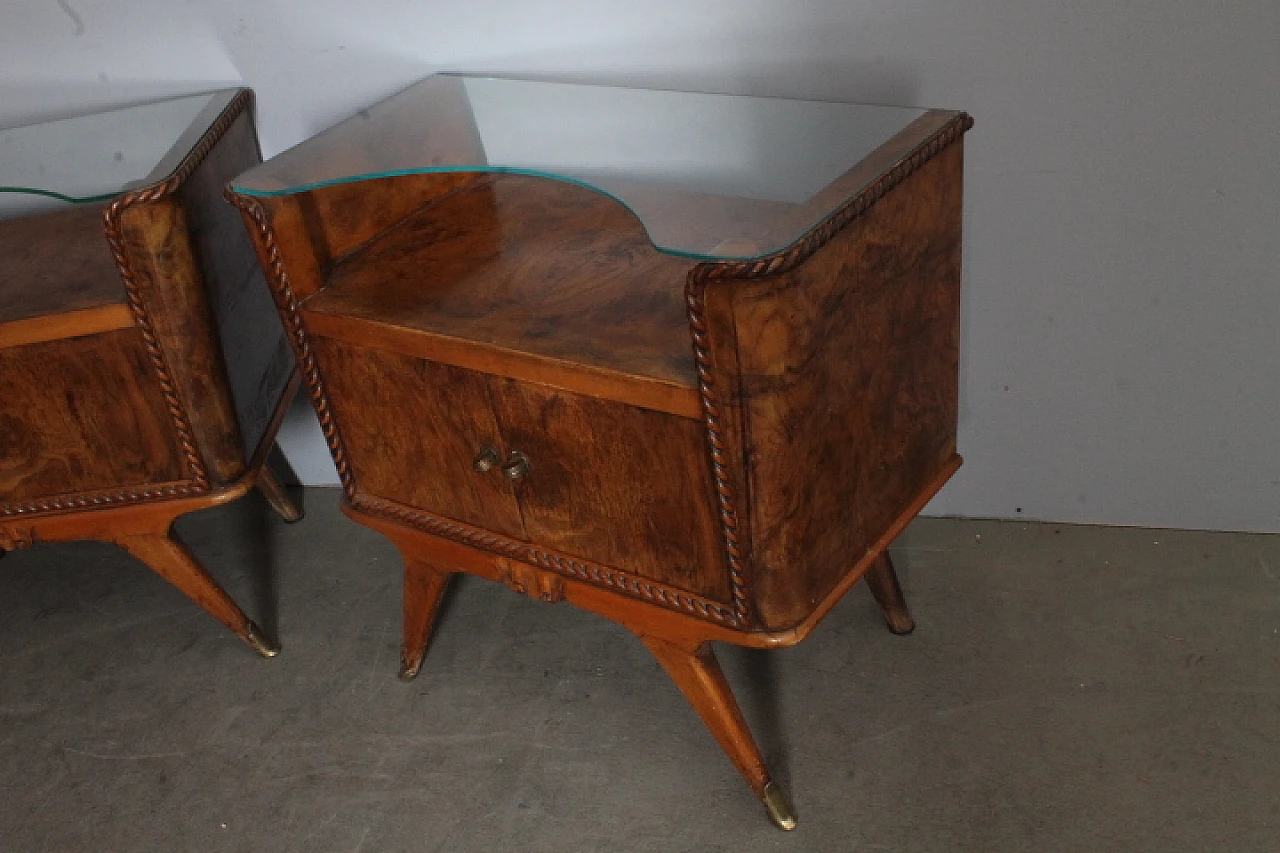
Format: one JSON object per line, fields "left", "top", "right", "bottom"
{"left": 233, "top": 165, "right": 758, "bottom": 260}
{"left": 0, "top": 89, "right": 239, "bottom": 220}
{"left": 0, "top": 186, "right": 116, "bottom": 203}
{"left": 228, "top": 76, "right": 948, "bottom": 261}
{"left": 228, "top": 132, "right": 941, "bottom": 263}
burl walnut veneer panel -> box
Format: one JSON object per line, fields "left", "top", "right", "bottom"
{"left": 0, "top": 328, "right": 186, "bottom": 502}
{"left": 709, "top": 145, "right": 964, "bottom": 630}
{"left": 307, "top": 176, "right": 699, "bottom": 415}
{"left": 489, "top": 376, "right": 731, "bottom": 604}
{"left": 310, "top": 336, "right": 527, "bottom": 540}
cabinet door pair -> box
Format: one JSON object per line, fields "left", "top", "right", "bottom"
{"left": 313, "top": 340, "right": 733, "bottom": 606}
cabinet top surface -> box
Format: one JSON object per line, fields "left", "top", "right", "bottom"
{"left": 231, "top": 75, "right": 959, "bottom": 260}
{"left": 0, "top": 90, "right": 239, "bottom": 220}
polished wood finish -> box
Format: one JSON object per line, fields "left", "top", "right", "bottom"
{"left": 639, "top": 634, "right": 772, "bottom": 800}
{"left": 0, "top": 90, "right": 298, "bottom": 656}
{"left": 306, "top": 175, "right": 701, "bottom": 417}
{"left": 398, "top": 552, "right": 453, "bottom": 681}
{"left": 488, "top": 376, "right": 730, "bottom": 602}
{"left": 707, "top": 144, "right": 964, "bottom": 630}
{"left": 0, "top": 329, "right": 186, "bottom": 502}
{"left": 312, "top": 336, "right": 527, "bottom": 538}
{"left": 230, "top": 109, "right": 971, "bottom": 824}
{"left": 256, "top": 466, "right": 303, "bottom": 524}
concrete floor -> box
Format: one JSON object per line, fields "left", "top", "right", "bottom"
{"left": 1, "top": 489, "right": 1277, "bottom": 852}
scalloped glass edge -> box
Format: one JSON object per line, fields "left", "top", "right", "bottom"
{"left": 236, "top": 165, "right": 800, "bottom": 261}
{"left": 230, "top": 156, "right": 946, "bottom": 263}
{"left": 0, "top": 186, "right": 117, "bottom": 204}
{"left": 225, "top": 76, "right": 944, "bottom": 261}
{"left": 0, "top": 90, "right": 236, "bottom": 218}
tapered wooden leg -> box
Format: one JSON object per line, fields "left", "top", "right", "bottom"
{"left": 257, "top": 465, "right": 303, "bottom": 523}
{"left": 399, "top": 555, "right": 453, "bottom": 681}
{"left": 117, "top": 530, "right": 278, "bottom": 657}
{"left": 640, "top": 634, "right": 797, "bottom": 830}
{"left": 865, "top": 551, "right": 915, "bottom": 635}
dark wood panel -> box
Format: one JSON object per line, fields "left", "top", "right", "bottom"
{"left": 712, "top": 144, "right": 965, "bottom": 630}
{"left": 309, "top": 175, "right": 698, "bottom": 394}
{"left": 0, "top": 204, "right": 124, "bottom": 325}
{"left": 0, "top": 328, "right": 185, "bottom": 504}
{"left": 310, "top": 336, "right": 526, "bottom": 539}
{"left": 488, "top": 377, "right": 731, "bottom": 604}
{"left": 177, "top": 111, "right": 296, "bottom": 463}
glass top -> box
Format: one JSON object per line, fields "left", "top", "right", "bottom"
{"left": 231, "top": 76, "right": 947, "bottom": 261}
{"left": 0, "top": 90, "right": 237, "bottom": 220}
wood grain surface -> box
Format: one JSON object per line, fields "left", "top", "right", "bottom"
{"left": 227, "top": 101, "right": 971, "bottom": 821}
{"left": 704, "top": 144, "right": 964, "bottom": 630}
{"left": 0, "top": 204, "right": 124, "bottom": 324}
{"left": 489, "top": 376, "right": 730, "bottom": 603}
{"left": 1, "top": 89, "right": 296, "bottom": 658}
{"left": 0, "top": 328, "right": 185, "bottom": 503}
{"left": 307, "top": 175, "right": 698, "bottom": 414}
{"left": 311, "top": 335, "right": 527, "bottom": 539}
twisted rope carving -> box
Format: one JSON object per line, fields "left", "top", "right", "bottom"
{"left": 225, "top": 195, "right": 356, "bottom": 498}
{"left": 2, "top": 90, "right": 258, "bottom": 518}
{"left": 1, "top": 483, "right": 203, "bottom": 518}
{"left": 354, "top": 496, "right": 741, "bottom": 625}
{"left": 101, "top": 89, "right": 260, "bottom": 491}
{"left": 684, "top": 112, "right": 973, "bottom": 627}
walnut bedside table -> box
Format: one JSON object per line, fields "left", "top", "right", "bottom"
{"left": 1, "top": 90, "right": 299, "bottom": 656}
{"left": 227, "top": 75, "right": 972, "bottom": 827}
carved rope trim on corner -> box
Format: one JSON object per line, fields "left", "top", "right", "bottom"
{"left": 354, "top": 495, "right": 742, "bottom": 626}
{"left": 225, "top": 195, "right": 356, "bottom": 498}
{"left": 2, "top": 92, "right": 261, "bottom": 518}
{"left": 684, "top": 113, "right": 974, "bottom": 627}
{"left": 99, "top": 89, "right": 260, "bottom": 493}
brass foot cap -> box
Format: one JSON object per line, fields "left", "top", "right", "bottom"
{"left": 885, "top": 608, "right": 916, "bottom": 635}
{"left": 398, "top": 657, "right": 422, "bottom": 682}
{"left": 761, "top": 781, "right": 797, "bottom": 830}
{"left": 245, "top": 622, "right": 281, "bottom": 658}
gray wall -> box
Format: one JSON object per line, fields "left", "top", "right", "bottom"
{"left": 4, "top": 1, "right": 1278, "bottom": 532}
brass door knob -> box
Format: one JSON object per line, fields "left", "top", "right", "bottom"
{"left": 501, "top": 450, "right": 530, "bottom": 481}
{"left": 473, "top": 445, "right": 501, "bottom": 473}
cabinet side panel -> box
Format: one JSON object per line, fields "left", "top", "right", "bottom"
{"left": 309, "top": 336, "right": 527, "bottom": 540}
{"left": 489, "top": 378, "right": 732, "bottom": 605}
{"left": 178, "top": 112, "right": 295, "bottom": 463}
{"left": 114, "top": 195, "right": 244, "bottom": 485}
{"left": 0, "top": 329, "right": 187, "bottom": 505}
{"left": 730, "top": 145, "right": 964, "bottom": 630}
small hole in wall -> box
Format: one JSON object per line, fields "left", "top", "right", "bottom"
{"left": 1016, "top": 507, "right": 1023, "bottom": 513}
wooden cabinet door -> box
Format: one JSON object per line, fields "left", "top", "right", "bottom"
{"left": 488, "top": 377, "right": 731, "bottom": 606}
{"left": 311, "top": 337, "right": 527, "bottom": 540}
{"left": 310, "top": 335, "right": 730, "bottom": 606}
